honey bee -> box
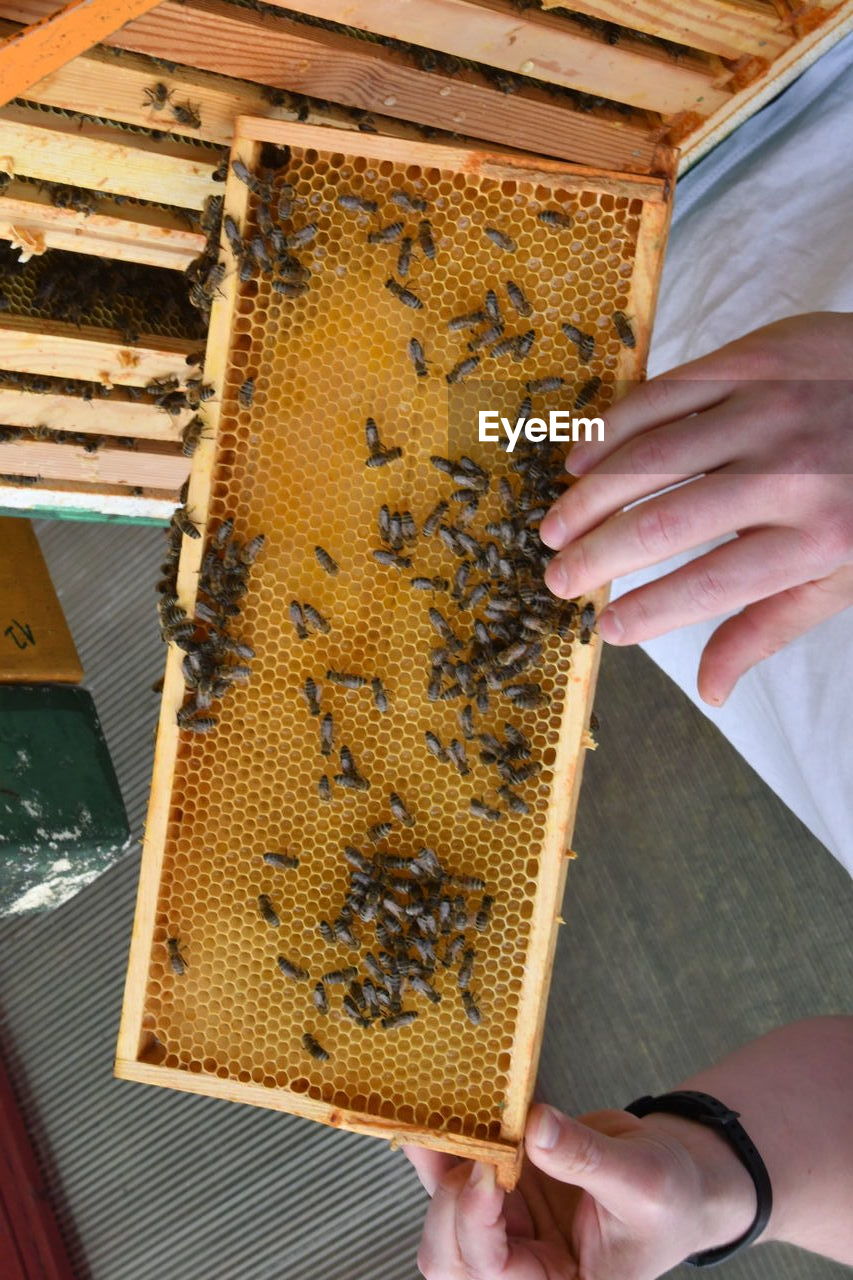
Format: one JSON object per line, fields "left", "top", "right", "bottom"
{"left": 272, "top": 279, "right": 309, "bottom": 298}
{"left": 171, "top": 99, "right": 202, "bottom": 129}
{"left": 277, "top": 956, "right": 308, "bottom": 980}
{"left": 318, "top": 774, "right": 331, "bottom": 801}
{"left": 391, "top": 190, "right": 428, "bottom": 213}
{"left": 366, "top": 447, "right": 403, "bottom": 468}
{"left": 302, "top": 1032, "right": 330, "bottom": 1061}
{"left": 417, "top": 219, "right": 436, "bottom": 260}
{"left": 574, "top": 376, "right": 601, "bottom": 410}
{"left": 326, "top": 670, "right": 366, "bottom": 689}
{"left": 223, "top": 215, "right": 244, "bottom": 258}
{"left": 289, "top": 601, "right": 308, "bottom": 639}
{"left": 303, "top": 603, "right": 331, "bottom": 635}
{"left": 381, "top": 1011, "right": 418, "bottom": 1030}
{"left": 342, "top": 995, "right": 369, "bottom": 1026}
{"left": 143, "top": 82, "right": 173, "bottom": 110}
{"left": 258, "top": 894, "right": 280, "bottom": 927}
{"left": 334, "top": 772, "right": 369, "bottom": 792}
{"left": 285, "top": 224, "right": 317, "bottom": 249}
{"left": 320, "top": 712, "right": 334, "bottom": 756}
{"left": 467, "top": 323, "right": 504, "bottom": 353}
{"left": 389, "top": 792, "right": 414, "bottom": 826}
{"left": 527, "top": 375, "right": 564, "bottom": 394}
{"left": 368, "top": 821, "right": 393, "bottom": 843}
{"left": 448, "top": 739, "right": 470, "bottom": 776}
{"left": 322, "top": 967, "right": 357, "bottom": 985}
{"left": 448, "top": 309, "right": 487, "bottom": 331}
{"left": 422, "top": 500, "right": 449, "bottom": 537}
{"left": 498, "top": 785, "right": 530, "bottom": 814}
{"left": 505, "top": 280, "right": 532, "bottom": 317}
{"left": 396, "top": 236, "right": 413, "bottom": 277}
{"left": 337, "top": 193, "right": 378, "bottom": 213}
{"left": 538, "top": 208, "right": 573, "bottom": 229}
{"left": 425, "top": 731, "right": 448, "bottom": 762}
{"left": 562, "top": 323, "right": 595, "bottom": 363}
{"left": 263, "top": 852, "right": 300, "bottom": 869}
{"left": 181, "top": 715, "right": 216, "bottom": 733}
{"left": 371, "top": 677, "right": 388, "bottom": 713}
{"left": 384, "top": 278, "right": 423, "bottom": 310}
{"left": 613, "top": 310, "right": 635, "bottom": 347}
{"left": 171, "top": 506, "right": 201, "bottom": 539}
{"left": 314, "top": 545, "right": 338, "bottom": 575}
{"left": 484, "top": 227, "right": 516, "bottom": 252}
{"left": 458, "top": 704, "right": 475, "bottom": 740}
{"left": 514, "top": 329, "right": 536, "bottom": 359}
{"left": 166, "top": 937, "right": 187, "bottom": 974}
{"left": 474, "top": 896, "right": 494, "bottom": 932}
{"left": 505, "top": 682, "right": 544, "bottom": 708}
{"left": 408, "top": 337, "right": 428, "bottom": 378}
{"left": 446, "top": 356, "right": 480, "bottom": 385}
{"left": 409, "top": 975, "right": 441, "bottom": 1004}
{"left": 458, "top": 948, "right": 475, "bottom": 988}
{"left": 411, "top": 577, "right": 448, "bottom": 592}
{"left": 373, "top": 549, "right": 411, "bottom": 569}
{"left": 238, "top": 377, "right": 255, "bottom": 408}
{"left": 461, "top": 990, "right": 481, "bottom": 1025}
{"left": 470, "top": 799, "right": 502, "bottom": 822}
{"left": 367, "top": 220, "right": 404, "bottom": 244}
{"left": 312, "top": 982, "right": 328, "bottom": 1013}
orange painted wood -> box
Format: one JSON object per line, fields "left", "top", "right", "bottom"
{"left": 0, "top": 0, "right": 163, "bottom": 107}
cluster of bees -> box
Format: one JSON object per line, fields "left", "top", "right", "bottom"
{"left": 142, "top": 81, "right": 203, "bottom": 130}
{"left": 156, "top": 501, "right": 265, "bottom": 735}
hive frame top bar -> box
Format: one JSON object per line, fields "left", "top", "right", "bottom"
{"left": 117, "top": 116, "right": 669, "bottom": 1188}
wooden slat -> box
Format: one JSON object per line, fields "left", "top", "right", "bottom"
{"left": 0, "top": 0, "right": 671, "bottom": 174}
{"left": 0, "top": 104, "right": 218, "bottom": 209}
{"left": 0, "top": 181, "right": 206, "bottom": 269}
{"left": 0, "top": 387, "right": 187, "bottom": 439}
{"left": 279, "top": 0, "right": 732, "bottom": 114}
{"left": 0, "top": 316, "right": 198, "bottom": 385}
{"left": 541, "top": 0, "right": 790, "bottom": 60}
{"left": 0, "top": 0, "right": 162, "bottom": 106}
{"left": 0, "top": 478, "right": 177, "bottom": 518}
{"left": 0, "top": 436, "right": 189, "bottom": 488}
{"left": 677, "top": 0, "right": 853, "bottom": 166}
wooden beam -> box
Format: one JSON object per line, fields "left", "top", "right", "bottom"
{"left": 0, "top": 180, "right": 206, "bottom": 269}
{"left": 0, "top": 0, "right": 162, "bottom": 107}
{"left": 278, "top": 0, "right": 733, "bottom": 113}
{"left": 0, "top": 478, "right": 177, "bottom": 518}
{"left": 540, "top": 0, "right": 790, "bottom": 60}
{"left": 0, "top": 0, "right": 670, "bottom": 173}
{"left": 0, "top": 316, "right": 198, "bottom": 385}
{"left": 0, "top": 387, "right": 186, "bottom": 439}
{"left": 0, "top": 436, "right": 189, "bottom": 488}
{"left": 0, "top": 104, "right": 218, "bottom": 209}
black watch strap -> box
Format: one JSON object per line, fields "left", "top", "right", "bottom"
{"left": 624, "top": 1090, "right": 773, "bottom": 1268}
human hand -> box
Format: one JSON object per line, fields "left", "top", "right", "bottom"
{"left": 538, "top": 313, "right": 853, "bottom": 705}
{"left": 407, "top": 1101, "right": 755, "bottom": 1279}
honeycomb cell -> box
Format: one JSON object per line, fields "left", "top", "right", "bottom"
{"left": 138, "top": 127, "right": 652, "bottom": 1152}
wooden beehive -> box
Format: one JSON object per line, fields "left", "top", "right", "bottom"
{"left": 0, "top": 0, "right": 847, "bottom": 1181}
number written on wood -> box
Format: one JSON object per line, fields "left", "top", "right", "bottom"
{"left": 4, "top": 619, "right": 35, "bottom": 650}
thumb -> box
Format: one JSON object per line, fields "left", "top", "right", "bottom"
{"left": 525, "top": 1104, "right": 656, "bottom": 1215}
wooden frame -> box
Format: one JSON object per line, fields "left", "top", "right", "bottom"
{"left": 0, "top": 316, "right": 198, "bottom": 385}
{"left": 115, "top": 118, "right": 670, "bottom": 1185}
{"left": 0, "top": 0, "right": 161, "bottom": 106}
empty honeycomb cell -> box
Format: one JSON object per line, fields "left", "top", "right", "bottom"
{"left": 121, "top": 122, "right": 665, "bottom": 1176}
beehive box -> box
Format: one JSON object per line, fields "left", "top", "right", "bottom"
{"left": 115, "top": 118, "right": 669, "bottom": 1184}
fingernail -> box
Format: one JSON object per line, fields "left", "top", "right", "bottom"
{"left": 598, "top": 609, "right": 624, "bottom": 642}
{"left": 566, "top": 447, "right": 591, "bottom": 476}
{"left": 469, "top": 1162, "right": 496, "bottom": 1191}
{"left": 544, "top": 560, "right": 571, "bottom": 598}
{"left": 538, "top": 510, "right": 565, "bottom": 550}
{"left": 533, "top": 1106, "right": 561, "bottom": 1150}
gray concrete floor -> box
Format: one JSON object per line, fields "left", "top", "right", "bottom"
{"left": 0, "top": 520, "right": 851, "bottom": 1279}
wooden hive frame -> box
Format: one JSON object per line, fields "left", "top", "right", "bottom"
{"left": 112, "top": 114, "right": 668, "bottom": 1185}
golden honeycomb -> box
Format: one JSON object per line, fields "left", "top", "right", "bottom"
{"left": 122, "top": 121, "right": 668, "bottom": 1166}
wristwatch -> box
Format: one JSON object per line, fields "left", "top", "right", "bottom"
{"left": 624, "top": 1090, "right": 773, "bottom": 1268}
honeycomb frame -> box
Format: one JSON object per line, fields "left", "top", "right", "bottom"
{"left": 117, "top": 118, "right": 671, "bottom": 1187}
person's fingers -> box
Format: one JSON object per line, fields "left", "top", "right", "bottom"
{"left": 543, "top": 402, "right": 767, "bottom": 551}
{"left": 567, "top": 375, "right": 733, "bottom": 474}
{"left": 403, "top": 1144, "right": 461, "bottom": 1196}
{"left": 455, "top": 1164, "right": 513, "bottom": 1276}
{"left": 525, "top": 1104, "right": 653, "bottom": 1217}
{"left": 543, "top": 472, "right": 764, "bottom": 600}
{"left": 697, "top": 563, "right": 853, "bottom": 705}
{"left": 594, "top": 526, "right": 829, "bottom": 645}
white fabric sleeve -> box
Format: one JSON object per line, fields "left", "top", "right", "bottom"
{"left": 611, "top": 32, "right": 853, "bottom": 874}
